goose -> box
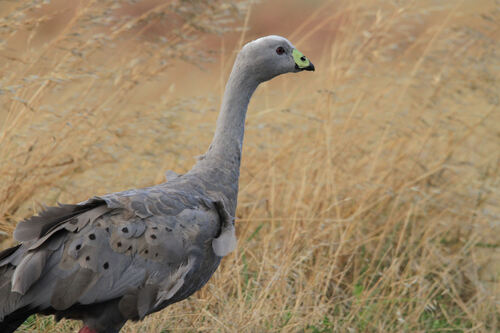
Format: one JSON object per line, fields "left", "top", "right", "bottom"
{"left": 0, "top": 35, "right": 314, "bottom": 333}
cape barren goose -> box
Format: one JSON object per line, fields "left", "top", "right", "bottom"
{"left": 0, "top": 35, "right": 314, "bottom": 333}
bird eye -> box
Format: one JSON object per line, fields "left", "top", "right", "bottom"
{"left": 276, "top": 46, "right": 285, "bottom": 55}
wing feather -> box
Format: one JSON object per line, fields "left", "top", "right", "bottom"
{"left": 4, "top": 184, "right": 224, "bottom": 322}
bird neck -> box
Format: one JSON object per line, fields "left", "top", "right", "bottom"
{"left": 208, "top": 63, "right": 259, "bottom": 162}
{"left": 193, "top": 58, "right": 258, "bottom": 170}
{"left": 188, "top": 57, "right": 259, "bottom": 207}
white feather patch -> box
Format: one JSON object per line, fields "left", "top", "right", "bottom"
{"left": 212, "top": 224, "right": 237, "bottom": 257}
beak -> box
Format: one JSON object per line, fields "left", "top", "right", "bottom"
{"left": 293, "top": 48, "right": 315, "bottom": 72}
{"left": 303, "top": 62, "right": 315, "bottom": 71}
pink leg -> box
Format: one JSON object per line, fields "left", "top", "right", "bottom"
{"left": 79, "top": 326, "right": 98, "bottom": 333}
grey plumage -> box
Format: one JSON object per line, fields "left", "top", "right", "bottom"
{"left": 0, "top": 35, "right": 314, "bottom": 333}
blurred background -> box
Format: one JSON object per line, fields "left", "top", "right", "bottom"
{"left": 0, "top": 0, "right": 499, "bottom": 331}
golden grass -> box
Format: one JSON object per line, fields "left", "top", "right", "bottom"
{"left": 1, "top": 0, "right": 499, "bottom": 331}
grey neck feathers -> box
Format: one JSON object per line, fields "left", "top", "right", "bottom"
{"left": 208, "top": 56, "right": 259, "bottom": 161}
{"left": 189, "top": 53, "right": 259, "bottom": 193}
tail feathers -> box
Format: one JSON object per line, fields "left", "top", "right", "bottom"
{"left": 0, "top": 265, "right": 28, "bottom": 326}
{"left": 0, "top": 245, "right": 21, "bottom": 263}
{"left": 0, "top": 305, "right": 35, "bottom": 333}
{"left": 0, "top": 266, "right": 47, "bottom": 332}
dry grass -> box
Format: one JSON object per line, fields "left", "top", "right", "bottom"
{"left": 1, "top": 0, "right": 499, "bottom": 332}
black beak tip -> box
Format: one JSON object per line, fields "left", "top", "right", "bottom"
{"left": 295, "top": 62, "right": 315, "bottom": 72}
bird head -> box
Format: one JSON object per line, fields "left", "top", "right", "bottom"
{"left": 236, "top": 35, "right": 315, "bottom": 83}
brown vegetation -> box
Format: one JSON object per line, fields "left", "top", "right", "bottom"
{"left": 0, "top": 0, "right": 498, "bottom": 331}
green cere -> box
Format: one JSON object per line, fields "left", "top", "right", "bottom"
{"left": 292, "top": 49, "right": 310, "bottom": 69}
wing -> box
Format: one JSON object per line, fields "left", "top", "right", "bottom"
{"left": 2, "top": 185, "right": 225, "bottom": 320}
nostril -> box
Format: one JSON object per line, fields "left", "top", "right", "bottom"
{"left": 300, "top": 56, "right": 306, "bottom": 61}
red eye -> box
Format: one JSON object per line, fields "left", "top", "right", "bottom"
{"left": 276, "top": 46, "right": 285, "bottom": 55}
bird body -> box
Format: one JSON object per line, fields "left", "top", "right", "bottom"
{"left": 0, "top": 35, "right": 313, "bottom": 332}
